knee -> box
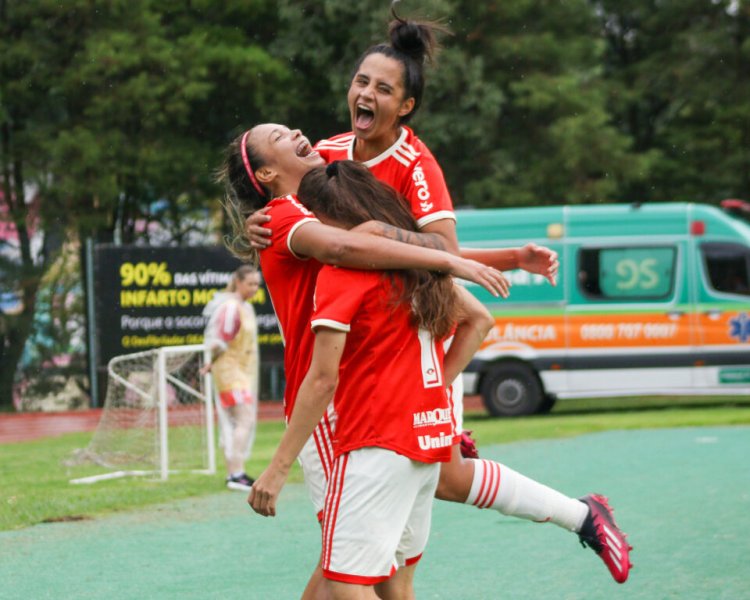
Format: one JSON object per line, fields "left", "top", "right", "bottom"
{"left": 435, "top": 458, "right": 473, "bottom": 503}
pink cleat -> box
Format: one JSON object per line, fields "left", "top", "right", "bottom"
{"left": 459, "top": 430, "right": 480, "bottom": 459}
{"left": 578, "top": 494, "right": 633, "bottom": 584}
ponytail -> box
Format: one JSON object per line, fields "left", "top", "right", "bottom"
{"left": 216, "top": 129, "right": 269, "bottom": 264}
{"left": 298, "top": 160, "right": 456, "bottom": 339}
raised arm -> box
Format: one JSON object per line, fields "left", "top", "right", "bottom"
{"left": 443, "top": 285, "right": 495, "bottom": 386}
{"left": 248, "top": 328, "right": 345, "bottom": 517}
{"left": 291, "top": 220, "right": 511, "bottom": 299}
{"left": 353, "top": 221, "right": 558, "bottom": 286}
{"left": 460, "top": 244, "right": 559, "bottom": 285}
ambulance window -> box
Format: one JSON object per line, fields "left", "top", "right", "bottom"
{"left": 578, "top": 246, "right": 676, "bottom": 300}
{"left": 701, "top": 242, "right": 750, "bottom": 296}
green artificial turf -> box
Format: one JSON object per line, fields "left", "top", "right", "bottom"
{"left": 1, "top": 395, "right": 748, "bottom": 531}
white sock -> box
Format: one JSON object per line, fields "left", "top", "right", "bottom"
{"left": 466, "top": 459, "right": 588, "bottom": 532}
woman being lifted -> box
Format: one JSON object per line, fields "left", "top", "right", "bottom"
{"left": 244, "top": 8, "right": 632, "bottom": 586}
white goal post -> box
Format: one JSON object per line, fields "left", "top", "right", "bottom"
{"left": 69, "top": 344, "right": 216, "bottom": 484}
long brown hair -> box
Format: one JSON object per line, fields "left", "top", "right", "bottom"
{"left": 298, "top": 160, "right": 456, "bottom": 339}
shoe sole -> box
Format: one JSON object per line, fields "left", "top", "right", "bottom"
{"left": 226, "top": 482, "right": 253, "bottom": 492}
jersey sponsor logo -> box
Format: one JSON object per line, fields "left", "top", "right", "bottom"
{"left": 486, "top": 323, "right": 557, "bottom": 343}
{"left": 412, "top": 163, "right": 433, "bottom": 212}
{"left": 412, "top": 407, "right": 452, "bottom": 429}
{"left": 417, "top": 431, "right": 453, "bottom": 450}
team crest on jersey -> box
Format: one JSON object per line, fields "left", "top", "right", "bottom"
{"left": 413, "top": 407, "right": 452, "bottom": 429}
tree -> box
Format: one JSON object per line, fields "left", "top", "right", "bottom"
{"left": 596, "top": 0, "right": 750, "bottom": 203}
{"left": 0, "top": 0, "right": 290, "bottom": 408}
{"left": 429, "top": 0, "right": 651, "bottom": 208}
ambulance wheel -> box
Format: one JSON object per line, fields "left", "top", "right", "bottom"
{"left": 480, "top": 363, "right": 544, "bottom": 417}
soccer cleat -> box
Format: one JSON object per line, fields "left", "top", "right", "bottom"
{"left": 578, "top": 494, "right": 632, "bottom": 584}
{"left": 226, "top": 473, "right": 255, "bottom": 492}
{"left": 459, "top": 430, "right": 480, "bottom": 459}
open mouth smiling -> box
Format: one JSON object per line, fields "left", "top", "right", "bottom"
{"left": 355, "top": 104, "right": 375, "bottom": 129}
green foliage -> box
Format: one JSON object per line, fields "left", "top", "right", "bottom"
{"left": 0, "top": 0, "right": 289, "bottom": 406}
{"left": 2, "top": 0, "right": 749, "bottom": 407}
{"left": 434, "top": 0, "right": 649, "bottom": 206}
{"left": 596, "top": 0, "right": 750, "bottom": 203}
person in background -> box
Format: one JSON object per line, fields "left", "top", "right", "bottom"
{"left": 202, "top": 265, "right": 260, "bottom": 492}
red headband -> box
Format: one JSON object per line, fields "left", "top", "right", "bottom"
{"left": 240, "top": 130, "right": 266, "bottom": 197}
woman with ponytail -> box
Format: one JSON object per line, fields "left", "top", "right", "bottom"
{"left": 250, "top": 160, "right": 494, "bottom": 598}
{"left": 218, "top": 124, "right": 504, "bottom": 598}
{"left": 243, "top": 4, "right": 632, "bottom": 586}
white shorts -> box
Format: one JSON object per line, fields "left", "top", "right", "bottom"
{"left": 298, "top": 403, "right": 337, "bottom": 519}
{"left": 298, "top": 380, "right": 462, "bottom": 520}
{"left": 321, "top": 447, "right": 440, "bottom": 585}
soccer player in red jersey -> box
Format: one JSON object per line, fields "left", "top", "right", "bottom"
{"left": 218, "top": 124, "right": 507, "bottom": 423}
{"left": 249, "top": 160, "right": 494, "bottom": 599}
{"left": 217, "top": 122, "right": 510, "bottom": 599}
{"left": 243, "top": 8, "right": 632, "bottom": 585}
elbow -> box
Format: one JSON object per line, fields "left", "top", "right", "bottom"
{"left": 311, "top": 372, "right": 338, "bottom": 401}
{"left": 477, "top": 309, "right": 495, "bottom": 339}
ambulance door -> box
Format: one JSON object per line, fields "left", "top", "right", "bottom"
{"left": 694, "top": 241, "right": 750, "bottom": 389}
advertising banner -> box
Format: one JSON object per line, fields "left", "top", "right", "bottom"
{"left": 92, "top": 244, "right": 282, "bottom": 369}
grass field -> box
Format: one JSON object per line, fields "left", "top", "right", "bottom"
{"left": 1, "top": 394, "right": 749, "bottom": 532}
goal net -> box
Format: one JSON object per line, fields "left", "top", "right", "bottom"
{"left": 68, "top": 344, "right": 216, "bottom": 483}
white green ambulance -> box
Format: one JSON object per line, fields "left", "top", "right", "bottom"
{"left": 458, "top": 200, "right": 750, "bottom": 416}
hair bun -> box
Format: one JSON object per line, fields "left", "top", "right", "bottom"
{"left": 325, "top": 161, "right": 340, "bottom": 178}
{"left": 389, "top": 19, "right": 427, "bottom": 63}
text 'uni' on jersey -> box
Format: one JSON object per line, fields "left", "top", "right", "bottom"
{"left": 314, "top": 127, "right": 456, "bottom": 230}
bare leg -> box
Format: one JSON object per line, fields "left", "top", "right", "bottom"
{"left": 301, "top": 561, "right": 331, "bottom": 600}
{"left": 227, "top": 403, "right": 255, "bottom": 474}
{"left": 434, "top": 444, "right": 473, "bottom": 502}
{"left": 328, "top": 581, "right": 380, "bottom": 600}
{"left": 375, "top": 563, "right": 417, "bottom": 600}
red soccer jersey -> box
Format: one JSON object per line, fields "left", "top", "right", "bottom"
{"left": 310, "top": 266, "right": 454, "bottom": 463}
{"left": 258, "top": 194, "right": 321, "bottom": 420}
{"left": 314, "top": 126, "right": 456, "bottom": 230}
